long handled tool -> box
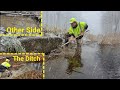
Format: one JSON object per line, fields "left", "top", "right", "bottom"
{"left": 61, "top": 30, "right": 89, "bottom": 47}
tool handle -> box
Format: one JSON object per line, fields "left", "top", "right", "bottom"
{"left": 61, "top": 30, "right": 90, "bottom": 47}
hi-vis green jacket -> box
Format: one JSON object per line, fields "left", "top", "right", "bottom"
{"left": 1, "top": 61, "right": 11, "bottom": 68}
{"left": 68, "top": 22, "right": 87, "bottom": 37}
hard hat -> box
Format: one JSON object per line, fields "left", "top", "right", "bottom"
{"left": 5, "top": 59, "right": 10, "bottom": 62}
{"left": 70, "top": 18, "right": 77, "bottom": 23}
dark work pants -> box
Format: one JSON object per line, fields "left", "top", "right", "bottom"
{"left": 0, "top": 65, "right": 7, "bottom": 72}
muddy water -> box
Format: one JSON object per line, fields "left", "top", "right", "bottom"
{"left": 46, "top": 42, "right": 120, "bottom": 79}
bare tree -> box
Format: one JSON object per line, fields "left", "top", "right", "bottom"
{"left": 102, "top": 11, "right": 120, "bottom": 34}
{"left": 43, "top": 11, "right": 82, "bottom": 35}
{"left": 101, "top": 11, "right": 120, "bottom": 44}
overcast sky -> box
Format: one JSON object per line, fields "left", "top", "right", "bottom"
{"left": 81, "top": 11, "right": 102, "bottom": 35}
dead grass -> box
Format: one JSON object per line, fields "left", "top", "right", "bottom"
{"left": 84, "top": 32, "right": 120, "bottom": 45}
{"left": 99, "top": 32, "right": 120, "bottom": 45}
{"left": 85, "top": 33, "right": 97, "bottom": 42}
{"left": 43, "top": 26, "right": 67, "bottom": 37}
{"left": 44, "top": 26, "right": 120, "bottom": 45}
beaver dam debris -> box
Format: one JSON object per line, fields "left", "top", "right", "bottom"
{"left": 0, "top": 62, "right": 43, "bottom": 79}
{"left": 13, "top": 70, "right": 42, "bottom": 79}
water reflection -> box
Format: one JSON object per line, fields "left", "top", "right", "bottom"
{"left": 65, "top": 40, "right": 83, "bottom": 74}
{"left": 99, "top": 45, "right": 120, "bottom": 79}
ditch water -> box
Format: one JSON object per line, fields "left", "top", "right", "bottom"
{"left": 45, "top": 42, "right": 120, "bottom": 79}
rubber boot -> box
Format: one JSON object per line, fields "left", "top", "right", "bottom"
{"left": 0, "top": 72, "right": 2, "bottom": 78}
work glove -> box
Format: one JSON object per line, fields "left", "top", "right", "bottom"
{"left": 76, "top": 32, "right": 84, "bottom": 40}
{"left": 76, "top": 35, "right": 83, "bottom": 40}
{"left": 69, "top": 36, "right": 76, "bottom": 43}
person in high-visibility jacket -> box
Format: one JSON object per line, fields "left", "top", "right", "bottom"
{"left": 1, "top": 59, "right": 11, "bottom": 68}
{"left": 0, "top": 58, "right": 25, "bottom": 77}
{"left": 0, "top": 59, "right": 11, "bottom": 77}
{"left": 65, "top": 18, "right": 88, "bottom": 46}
